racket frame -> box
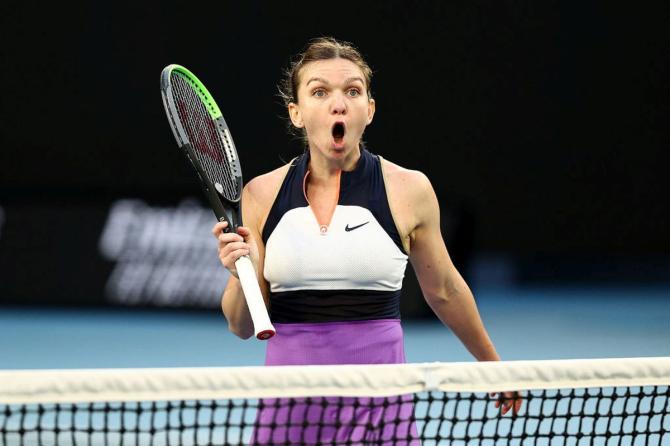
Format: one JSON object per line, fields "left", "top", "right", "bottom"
{"left": 160, "top": 65, "right": 242, "bottom": 232}
{"left": 160, "top": 64, "right": 275, "bottom": 341}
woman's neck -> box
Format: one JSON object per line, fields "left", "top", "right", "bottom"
{"left": 307, "top": 146, "right": 361, "bottom": 186}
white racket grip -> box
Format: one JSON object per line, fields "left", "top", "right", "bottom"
{"left": 234, "top": 255, "right": 275, "bottom": 340}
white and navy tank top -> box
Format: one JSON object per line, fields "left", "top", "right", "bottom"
{"left": 261, "top": 149, "right": 410, "bottom": 366}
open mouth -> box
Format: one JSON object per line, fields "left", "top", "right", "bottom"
{"left": 332, "top": 122, "right": 345, "bottom": 144}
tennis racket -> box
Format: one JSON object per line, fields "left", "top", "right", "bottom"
{"left": 160, "top": 64, "right": 275, "bottom": 340}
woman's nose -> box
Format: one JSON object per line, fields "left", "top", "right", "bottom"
{"left": 329, "top": 92, "right": 347, "bottom": 115}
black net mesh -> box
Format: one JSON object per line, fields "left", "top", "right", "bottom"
{"left": 169, "top": 71, "right": 241, "bottom": 201}
{"left": 2, "top": 386, "right": 668, "bottom": 445}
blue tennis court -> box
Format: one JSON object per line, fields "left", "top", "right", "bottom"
{"left": 2, "top": 285, "right": 668, "bottom": 370}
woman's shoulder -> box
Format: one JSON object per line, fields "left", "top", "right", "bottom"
{"left": 378, "top": 155, "right": 437, "bottom": 246}
{"left": 379, "top": 156, "right": 433, "bottom": 197}
{"left": 244, "top": 159, "right": 295, "bottom": 208}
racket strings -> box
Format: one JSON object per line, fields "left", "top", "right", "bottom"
{"left": 170, "top": 73, "right": 240, "bottom": 201}
{"left": 219, "top": 125, "right": 242, "bottom": 179}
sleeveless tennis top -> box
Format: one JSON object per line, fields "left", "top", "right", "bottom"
{"left": 261, "top": 149, "right": 410, "bottom": 366}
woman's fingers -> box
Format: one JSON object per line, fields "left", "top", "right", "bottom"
{"left": 219, "top": 241, "right": 249, "bottom": 255}
{"left": 211, "top": 221, "right": 229, "bottom": 236}
{"left": 211, "top": 222, "right": 252, "bottom": 243}
{"left": 236, "top": 226, "right": 251, "bottom": 238}
{"left": 217, "top": 232, "right": 245, "bottom": 246}
{"left": 212, "top": 222, "right": 252, "bottom": 278}
{"left": 491, "top": 391, "right": 522, "bottom": 416}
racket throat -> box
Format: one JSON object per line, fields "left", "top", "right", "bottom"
{"left": 205, "top": 186, "right": 242, "bottom": 231}
{"left": 217, "top": 207, "right": 242, "bottom": 232}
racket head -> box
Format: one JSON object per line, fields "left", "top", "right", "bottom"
{"left": 160, "top": 64, "right": 244, "bottom": 226}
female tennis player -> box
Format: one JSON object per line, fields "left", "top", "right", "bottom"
{"left": 213, "top": 37, "right": 520, "bottom": 443}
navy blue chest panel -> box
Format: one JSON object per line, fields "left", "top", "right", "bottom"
{"left": 261, "top": 149, "right": 408, "bottom": 324}
{"left": 262, "top": 149, "right": 404, "bottom": 252}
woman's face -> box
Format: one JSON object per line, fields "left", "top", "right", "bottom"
{"left": 289, "top": 58, "right": 375, "bottom": 161}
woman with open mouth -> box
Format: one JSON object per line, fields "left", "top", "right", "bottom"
{"left": 213, "top": 37, "right": 519, "bottom": 445}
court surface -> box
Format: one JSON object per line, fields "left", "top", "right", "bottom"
{"left": 1, "top": 285, "right": 668, "bottom": 370}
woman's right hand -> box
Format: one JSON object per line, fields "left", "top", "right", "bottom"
{"left": 211, "top": 221, "right": 259, "bottom": 279}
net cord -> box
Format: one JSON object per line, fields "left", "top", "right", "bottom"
{"left": 1, "top": 357, "right": 669, "bottom": 405}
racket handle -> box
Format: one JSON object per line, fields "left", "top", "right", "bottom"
{"left": 234, "top": 255, "right": 276, "bottom": 340}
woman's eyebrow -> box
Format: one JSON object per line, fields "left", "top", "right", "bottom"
{"left": 306, "top": 77, "right": 365, "bottom": 86}
{"left": 306, "top": 77, "right": 329, "bottom": 86}
{"left": 344, "top": 77, "right": 365, "bottom": 85}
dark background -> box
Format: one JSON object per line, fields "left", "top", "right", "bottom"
{"left": 1, "top": 1, "right": 668, "bottom": 312}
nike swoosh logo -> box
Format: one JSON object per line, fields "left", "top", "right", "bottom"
{"left": 345, "top": 221, "right": 370, "bottom": 232}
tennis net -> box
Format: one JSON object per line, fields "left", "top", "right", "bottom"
{"left": 1, "top": 357, "right": 668, "bottom": 445}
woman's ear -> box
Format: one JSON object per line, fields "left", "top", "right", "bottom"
{"left": 288, "top": 102, "right": 303, "bottom": 128}
{"left": 367, "top": 98, "right": 376, "bottom": 124}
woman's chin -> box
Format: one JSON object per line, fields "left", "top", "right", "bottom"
{"left": 311, "top": 138, "right": 358, "bottom": 158}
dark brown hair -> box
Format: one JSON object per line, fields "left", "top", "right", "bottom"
{"left": 278, "top": 37, "right": 373, "bottom": 143}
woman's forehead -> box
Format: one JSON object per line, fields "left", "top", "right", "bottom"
{"left": 297, "top": 58, "right": 366, "bottom": 85}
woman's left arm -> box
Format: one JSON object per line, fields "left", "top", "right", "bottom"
{"left": 406, "top": 172, "right": 500, "bottom": 362}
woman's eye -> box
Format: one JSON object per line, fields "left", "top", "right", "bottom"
{"left": 312, "top": 89, "right": 326, "bottom": 97}
{"left": 347, "top": 89, "right": 360, "bottom": 97}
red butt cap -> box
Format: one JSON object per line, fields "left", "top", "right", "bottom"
{"left": 256, "top": 330, "right": 275, "bottom": 340}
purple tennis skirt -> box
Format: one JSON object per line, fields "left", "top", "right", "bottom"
{"left": 252, "top": 319, "right": 420, "bottom": 445}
